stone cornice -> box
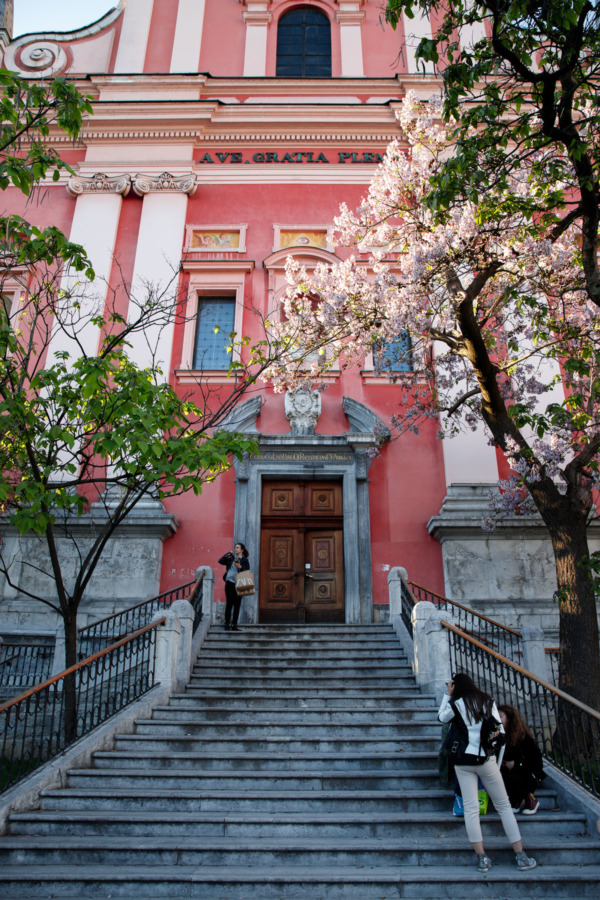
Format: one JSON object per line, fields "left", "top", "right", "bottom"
{"left": 132, "top": 172, "right": 198, "bottom": 196}
{"left": 67, "top": 172, "right": 131, "bottom": 197}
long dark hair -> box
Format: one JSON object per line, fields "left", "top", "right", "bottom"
{"left": 498, "top": 704, "right": 533, "bottom": 746}
{"left": 452, "top": 673, "right": 492, "bottom": 723}
{"left": 235, "top": 541, "right": 249, "bottom": 559}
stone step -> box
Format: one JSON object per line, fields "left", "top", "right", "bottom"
{"left": 64, "top": 770, "right": 559, "bottom": 807}
{"left": 37, "top": 787, "right": 554, "bottom": 814}
{"left": 197, "top": 647, "right": 408, "bottom": 659}
{"left": 9, "top": 809, "right": 586, "bottom": 839}
{"left": 169, "top": 693, "right": 432, "bottom": 709}
{"left": 186, "top": 675, "right": 417, "bottom": 687}
{"left": 150, "top": 705, "right": 437, "bottom": 724}
{"left": 65, "top": 768, "right": 451, "bottom": 791}
{"left": 193, "top": 657, "right": 412, "bottom": 669}
{"left": 91, "top": 750, "right": 441, "bottom": 772}
{"left": 182, "top": 686, "right": 428, "bottom": 698}
{"left": 132, "top": 718, "right": 438, "bottom": 737}
{"left": 1, "top": 834, "right": 597, "bottom": 868}
{"left": 1, "top": 864, "right": 599, "bottom": 899}
{"left": 112, "top": 734, "right": 441, "bottom": 753}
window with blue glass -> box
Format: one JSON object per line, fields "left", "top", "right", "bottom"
{"left": 276, "top": 8, "right": 332, "bottom": 78}
{"left": 373, "top": 331, "right": 413, "bottom": 373}
{"left": 193, "top": 296, "right": 236, "bottom": 370}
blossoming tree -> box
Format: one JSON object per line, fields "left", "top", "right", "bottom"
{"left": 269, "top": 94, "right": 600, "bottom": 709}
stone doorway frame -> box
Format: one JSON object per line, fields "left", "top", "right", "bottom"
{"left": 220, "top": 396, "right": 388, "bottom": 625}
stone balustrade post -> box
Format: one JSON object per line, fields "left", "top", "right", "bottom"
{"left": 170, "top": 599, "right": 195, "bottom": 691}
{"left": 411, "top": 601, "right": 455, "bottom": 701}
{"left": 151, "top": 607, "right": 182, "bottom": 693}
{"left": 521, "top": 625, "right": 551, "bottom": 683}
{"left": 388, "top": 566, "right": 414, "bottom": 659}
{"left": 195, "top": 565, "right": 215, "bottom": 620}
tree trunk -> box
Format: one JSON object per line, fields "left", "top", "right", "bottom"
{"left": 62, "top": 611, "right": 79, "bottom": 744}
{"left": 549, "top": 512, "right": 600, "bottom": 711}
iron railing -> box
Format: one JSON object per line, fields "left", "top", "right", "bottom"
{"left": 78, "top": 574, "right": 203, "bottom": 655}
{"left": 443, "top": 620, "right": 600, "bottom": 800}
{"left": 0, "top": 643, "right": 54, "bottom": 690}
{"left": 0, "top": 620, "right": 162, "bottom": 795}
{"left": 400, "top": 578, "right": 416, "bottom": 638}
{"left": 409, "top": 581, "right": 523, "bottom": 661}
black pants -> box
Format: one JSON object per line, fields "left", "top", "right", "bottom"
{"left": 224, "top": 580, "right": 241, "bottom": 626}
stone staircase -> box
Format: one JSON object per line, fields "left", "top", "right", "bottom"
{"left": 0, "top": 623, "right": 599, "bottom": 898}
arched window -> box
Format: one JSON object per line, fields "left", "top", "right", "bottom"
{"left": 276, "top": 7, "right": 332, "bottom": 78}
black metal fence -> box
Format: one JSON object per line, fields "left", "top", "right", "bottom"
{"left": 409, "top": 581, "right": 523, "bottom": 661}
{"left": 78, "top": 575, "right": 202, "bottom": 656}
{"left": 0, "top": 643, "right": 54, "bottom": 691}
{"left": 400, "top": 577, "right": 416, "bottom": 638}
{"left": 0, "top": 620, "right": 162, "bottom": 795}
{"left": 444, "top": 620, "right": 600, "bottom": 800}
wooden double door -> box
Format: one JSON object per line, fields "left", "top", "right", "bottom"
{"left": 259, "top": 480, "right": 345, "bottom": 623}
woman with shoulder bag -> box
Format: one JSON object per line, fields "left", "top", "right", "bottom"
{"left": 218, "top": 542, "right": 249, "bottom": 632}
{"left": 438, "top": 673, "right": 536, "bottom": 874}
{"left": 498, "top": 704, "right": 545, "bottom": 815}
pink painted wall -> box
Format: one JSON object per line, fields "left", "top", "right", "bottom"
{"left": 160, "top": 179, "right": 447, "bottom": 599}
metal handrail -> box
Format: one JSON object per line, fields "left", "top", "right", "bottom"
{"left": 77, "top": 576, "right": 200, "bottom": 651}
{"left": 0, "top": 643, "right": 54, "bottom": 689}
{"left": 0, "top": 619, "right": 164, "bottom": 794}
{"left": 442, "top": 620, "right": 600, "bottom": 799}
{"left": 410, "top": 582, "right": 522, "bottom": 637}
{"left": 408, "top": 581, "right": 523, "bottom": 660}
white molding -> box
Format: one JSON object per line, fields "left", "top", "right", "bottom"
{"left": 180, "top": 265, "right": 253, "bottom": 371}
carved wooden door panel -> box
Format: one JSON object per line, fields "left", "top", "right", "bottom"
{"left": 259, "top": 481, "right": 344, "bottom": 623}
{"left": 302, "top": 529, "right": 344, "bottom": 622}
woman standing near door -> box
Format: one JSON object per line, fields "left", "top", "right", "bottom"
{"left": 218, "top": 542, "right": 250, "bottom": 631}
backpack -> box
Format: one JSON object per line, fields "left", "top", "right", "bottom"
{"left": 441, "top": 702, "right": 469, "bottom": 765}
{"left": 478, "top": 702, "right": 506, "bottom": 758}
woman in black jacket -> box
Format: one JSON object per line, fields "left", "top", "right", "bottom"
{"left": 218, "top": 542, "right": 250, "bottom": 631}
{"left": 498, "top": 704, "right": 545, "bottom": 815}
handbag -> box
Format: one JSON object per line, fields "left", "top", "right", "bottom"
{"left": 235, "top": 569, "right": 255, "bottom": 596}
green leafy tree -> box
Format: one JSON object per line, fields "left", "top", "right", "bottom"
{"left": 0, "top": 72, "right": 291, "bottom": 737}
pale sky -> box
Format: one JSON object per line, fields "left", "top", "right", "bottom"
{"left": 14, "top": 1, "right": 117, "bottom": 37}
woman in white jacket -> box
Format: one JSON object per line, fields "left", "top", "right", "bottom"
{"left": 438, "top": 673, "right": 537, "bottom": 874}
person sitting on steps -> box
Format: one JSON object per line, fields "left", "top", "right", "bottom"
{"left": 498, "top": 704, "right": 545, "bottom": 816}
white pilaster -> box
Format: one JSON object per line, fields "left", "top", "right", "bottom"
{"left": 434, "top": 342, "right": 499, "bottom": 487}
{"left": 241, "top": 1, "right": 271, "bottom": 77}
{"left": 46, "top": 175, "right": 130, "bottom": 363}
{"left": 114, "top": 0, "right": 155, "bottom": 73}
{"left": 402, "top": 9, "right": 435, "bottom": 74}
{"left": 170, "top": 0, "right": 206, "bottom": 73}
{"left": 336, "top": 1, "right": 365, "bottom": 77}
{"left": 127, "top": 173, "right": 197, "bottom": 377}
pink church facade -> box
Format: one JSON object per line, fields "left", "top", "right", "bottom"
{"left": 0, "top": 2, "right": 566, "bottom": 632}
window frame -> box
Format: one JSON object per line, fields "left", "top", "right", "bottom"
{"left": 177, "top": 261, "right": 253, "bottom": 384}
